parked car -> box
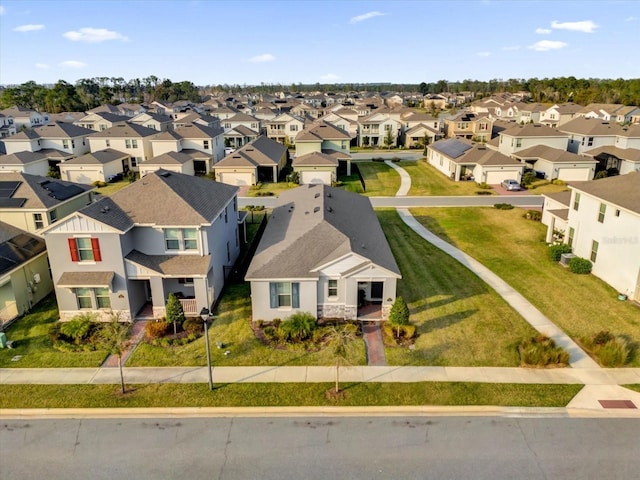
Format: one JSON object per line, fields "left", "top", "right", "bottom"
{"left": 107, "top": 173, "right": 123, "bottom": 183}
{"left": 224, "top": 147, "right": 236, "bottom": 155}
{"left": 501, "top": 179, "right": 522, "bottom": 191}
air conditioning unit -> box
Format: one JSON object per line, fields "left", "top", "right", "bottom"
{"left": 560, "top": 253, "right": 576, "bottom": 266}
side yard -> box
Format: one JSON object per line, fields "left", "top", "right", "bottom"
{"left": 410, "top": 206, "right": 640, "bottom": 366}
{"left": 377, "top": 209, "right": 538, "bottom": 366}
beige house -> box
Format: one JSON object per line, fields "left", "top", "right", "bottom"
{"left": 214, "top": 135, "right": 288, "bottom": 186}
{"left": 294, "top": 121, "right": 352, "bottom": 180}
{"left": 59, "top": 149, "right": 130, "bottom": 184}
{"left": 0, "top": 151, "right": 50, "bottom": 176}
{"left": 497, "top": 123, "right": 568, "bottom": 156}
{"left": 74, "top": 112, "right": 129, "bottom": 131}
{"left": 582, "top": 146, "right": 640, "bottom": 175}
{"left": 87, "top": 124, "right": 158, "bottom": 172}
{"left": 128, "top": 112, "right": 173, "bottom": 132}
{"left": 444, "top": 112, "right": 493, "bottom": 142}
{"left": 540, "top": 103, "right": 583, "bottom": 128}
{"left": 265, "top": 113, "right": 308, "bottom": 145}
{"left": 246, "top": 184, "right": 401, "bottom": 322}
{"left": 138, "top": 151, "right": 196, "bottom": 177}
{"left": 0, "top": 106, "right": 49, "bottom": 130}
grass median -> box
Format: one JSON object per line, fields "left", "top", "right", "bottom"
{"left": 0, "top": 383, "right": 582, "bottom": 409}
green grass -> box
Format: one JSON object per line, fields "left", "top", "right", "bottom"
{"left": 245, "top": 182, "right": 297, "bottom": 197}
{"left": 402, "top": 161, "right": 488, "bottom": 196}
{"left": 410, "top": 207, "right": 640, "bottom": 366}
{"left": 355, "top": 162, "right": 401, "bottom": 196}
{"left": 524, "top": 179, "right": 570, "bottom": 195}
{"left": 377, "top": 209, "right": 538, "bottom": 366}
{"left": 625, "top": 384, "right": 640, "bottom": 393}
{"left": 0, "top": 383, "right": 582, "bottom": 409}
{"left": 128, "top": 283, "right": 366, "bottom": 367}
{"left": 0, "top": 296, "right": 108, "bottom": 368}
{"left": 94, "top": 179, "right": 131, "bottom": 196}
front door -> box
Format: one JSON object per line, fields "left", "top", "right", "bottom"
{"left": 371, "top": 282, "right": 383, "bottom": 301}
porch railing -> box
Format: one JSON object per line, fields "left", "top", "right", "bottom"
{"left": 179, "top": 298, "right": 198, "bottom": 316}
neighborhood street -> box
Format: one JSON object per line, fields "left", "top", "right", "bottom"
{"left": 2, "top": 416, "right": 639, "bottom": 479}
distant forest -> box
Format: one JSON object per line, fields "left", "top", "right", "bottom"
{"left": 1, "top": 76, "right": 638, "bottom": 113}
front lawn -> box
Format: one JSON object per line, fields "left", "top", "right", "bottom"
{"left": 410, "top": 207, "right": 640, "bottom": 366}
{"left": 0, "top": 383, "right": 581, "bottom": 409}
{"left": 0, "top": 296, "right": 108, "bottom": 368}
{"left": 127, "top": 283, "right": 366, "bottom": 367}
{"left": 377, "top": 209, "right": 537, "bottom": 366}
{"left": 354, "top": 162, "right": 401, "bottom": 196}
{"left": 402, "top": 161, "right": 488, "bottom": 196}
{"left": 245, "top": 182, "right": 297, "bottom": 197}
{"left": 94, "top": 179, "right": 131, "bottom": 196}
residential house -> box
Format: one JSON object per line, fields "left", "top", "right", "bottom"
{"left": 401, "top": 112, "right": 442, "bottom": 148}
{"left": 423, "top": 94, "right": 448, "bottom": 110}
{"left": 0, "top": 151, "right": 51, "bottom": 176}
{"left": 3, "top": 122, "right": 93, "bottom": 159}
{"left": 87, "top": 124, "right": 158, "bottom": 172}
{"left": 245, "top": 184, "right": 401, "bottom": 322}
{"left": 427, "top": 138, "right": 524, "bottom": 183}
{"left": 577, "top": 103, "right": 640, "bottom": 124}
{"left": 0, "top": 106, "right": 49, "bottom": 130}
{"left": 514, "top": 103, "right": 548, "bottom": 124}
{"left": 317, "top": 111, "right": 358, "bottom": 146}
{"left": 549, "top": 173, "right": 640, "bottom": 301}
{"left": 582, "top": 146, "right": 640, "bottom": 175}
{"left": 497, "top": 123, "right": 568, "bottom": 156}
{"left": 559, "top": 117, "right": 621, "bottom": 155}
{"left": 0, "top": 172, "right": 94, "bottom": 235}
{"left": 539, "top": 103, "right": 582, "bottom": 128}
{"left": 172, "top": 113, "right": 221, "bottom": 129}
{"left": 220, "top": 113, "right": 261, "bottom": 134}
{"left": 42, "top": 170, "right": 242, "bottom": 321}
{"left": 0, "top": 222, "right": 53, "bottom": 326}
{"left": 48, "top": 112, "right": 86, "bottom": 124}
{"left": 58, "top": 149, "right": 130, "bottom": 184}
{"left": 541, "top": 191, "right": 571, "bottom": 243}
{"left": 444, "top": 112, "right": 494, "bottom": 142}
{"left": 511, "top": 145, "right": 597, "bottom": 181}
{"left": 214, "top": 135, "right": 288, "bottom": 186}
{"left": 128, "top": 112, "right": 173, "bottom": 132}
{"left": 208, "top": 106, "right": 241, "bottom": 120}
{"left": 74, "top": 112, "right": 129, "bottom": 131}
{"left": 88, "top": 103, "right": 146, "bottom": 117}
{"left": 358, "top": 112, "right": 402, "bottom": 147}
{"left": 138, "top": 151, "right": 196, "bottom": 177}
{"left": 265, "top": 113, "right": 308, "bottom": 145}
{"left": 223, "top": 125, "right": 260, "bottom": 149}
{"left": 293, "top": 121, "right": 352, "bottom": 183}
{"left": 0, "top": 113, "right": 17, "bottom": 138}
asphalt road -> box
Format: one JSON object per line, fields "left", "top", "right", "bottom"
{"left": 2, "top": 416, "right": 639, "bottom": 479}
{"left": 238, "top": 195, "right": 544, "bottom": 209}
{"left": 351, "top": 151, "right": 425, "bottom": 160}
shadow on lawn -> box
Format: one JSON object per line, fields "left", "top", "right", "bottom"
{"left": 420, "top": 309, "right": 478, "bottom": 335}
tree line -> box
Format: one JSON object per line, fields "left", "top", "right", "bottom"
{"left": 1, "top": 76, "right": 638, "bottom": 114}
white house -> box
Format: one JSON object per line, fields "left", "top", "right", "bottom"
{"left": 87, "top": 124, "right": 158, "bottom": 172}
{"left": 59, "top": 149, "right": 130, "bottom": 184}
{"left": 511, "top": 145, "right": 597, "bottom": 181}
{"left": 497, "top": 123, "right": 568, "bottom": 156}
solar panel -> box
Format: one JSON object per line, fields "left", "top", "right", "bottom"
{"left": 434, "top": 139, "right": 473, "bottom": 159}
{"left": 0, "top": 198, "right": 27, "bottom": 208}
{"left": 0, "top": 233, "right": 46, "bottom": 275}
{"left": 0, "top": 181, "right": 21, "bottom": 198}
{"left": 41, "top": 181, "right": 85, "bottom": 201}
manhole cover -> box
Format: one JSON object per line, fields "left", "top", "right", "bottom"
{"left": 598, "top": 400, "right": 637, "bottom": 409}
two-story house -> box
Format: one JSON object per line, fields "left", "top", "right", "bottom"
{"left": 497, "top": 123, "right": 568, "bottom": 156}
{"left": 444, "top": 112, "right": 494, "bottom": 142}
{"left": 559, "top": 117, "right": 621, "bottom": 155}
{"left": 265, "top": 113, "right": 309, "bottom": 145}
{"left": 214, "top": 135, "right": 288, "bottom": 186}
{"left": 539, "top": 103, "right": 582, "bottom": 128}
{"left": 74, "top": 112, "right": 129, "bottom": 131}
{"left": 128, "top": 112, "right": 173, "bottom": 132}
{"left": 511, "top": 145, "right": 597, "bottom": 181}
{"left": 357, "top": 112, "right": 402, "bottom": 147}
{"left": 0, "top": 113, "right": 17, "bottom": 138}
{"left": 42, "top": 170, "right": 242, "bottom": 321}
{"left": 293, "top": 121, "right": 352, "bottom": 184}
{"left": 549, "top": 173, "right": 640, "bottom": 301}
{"left": 0, "top": 106, "right": 49, "bottom": 130}
{"left": 87, "top": 124, "right": 157, "bottom": 172}
{"left": 3, "top": 122, "right": 93, "bottom": 158}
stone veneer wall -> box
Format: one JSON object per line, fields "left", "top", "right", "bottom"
{"left": 317, "top": 304, "right": 358, "bottom": 320}
{"left": 59, "top": 309, "right": 132, "bottom": 322}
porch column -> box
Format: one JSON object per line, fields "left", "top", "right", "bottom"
{"left": 347, "top": 158, "right": 351, "bottom": 176}
{"left": 149, "top": 276, "right": 166, "bottom": 318}
{"left": 273, "top": 165, "right": 277, "bottom": 182}
{"left": 545, "top": 215, "right": 555, "bottom": 244}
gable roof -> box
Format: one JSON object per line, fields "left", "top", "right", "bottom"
{"left": 0, "top": 172, "right": 93, "bottom": 209}
{"left": 500, "top": 123, "right": 566, "bottom": 138}
{"left": 88, "top": 123, "right": 158, "bottom": 138}
{"left": 570, "top": 172, "right": 640, "bottom": 214}
{"left": 430, "top": 138, "right": 520, "bottom": 165}
{"left": 7, "top": 122, "right": 93, "bottom": 140}
{"left": 0, "top": 151, "right": 48, "bottom": 165}
{"left": 295, "top": 120, "right": 351, "bottom": 142}
{"left": 512, "top": 145, "right": 597, "bottom": 164}
{"left": 172, "top": 123, "right": 224, "bottom": 139}
{"left": 582, "top": 146, "right": 640, "bottom": 162}
{"left": 246, "top": 184, "right": 400, "bottom": 279}
{"left": 80, "top": 170, "right": 237, "bottom": 228}
{"left": 216, "top": 135, "right": 286, "bottom": 168}
{"left": 292, "top": 152, "right": 339, "bottom": 167}
{"left": 558, "top": 117, "right": 623, "bottom": 136}
{"left": 140, "top": 151, "right": 193, "bottom": 165}
{"left": 62, "top": 148, "right": 129, "bottom": 165}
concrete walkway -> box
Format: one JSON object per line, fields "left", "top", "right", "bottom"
{"left": 384, "top": 161, "right": 599, "bottom": 369}
{"left": 362, "top": 323, "right": 386, "bottom": 366}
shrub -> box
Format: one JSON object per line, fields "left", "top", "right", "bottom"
{"left": 583, "top": 331, "right": 632, "bottom": 367}
{"left": 382, "top": 323, "right": 416, "bottom": 345}
{"left": 519, "top": 335, "right": 570, "bottom": 367}
{"left": 494, "top": 203, "right": 514, "bottom": 210}
{"left": 551, "top": 179, "right": 566, "bottom": 186}
{"left": 592, "top": 330, "right": 614, "bottom": 346}
{"left": 92, "top": 180, "right": 107, "bottom": 187}
{"left": 569, "top": 257, "right": 592, "bottom": 274}
{"left": 522, "top": 172, "right": 536, "bottom": 186}
{"left": 524, "top": 210, "right": 542, "bottom": 221}
{"left": 145, "top": 320, "right": 170, "bottom": 340}
{"left": 255, "top": 191, "right": 274, "bottom": 196}
{"left": 165, "top": 293, "right": 185, "bottom": 333}
{"left": 48, "top": 322, "right": 62, "bottom": 344}
{"left": 280, "top": 312, "right": 317, "bottom": 342}
{"left": 475, "top": 190, "right": 493, "bottom": 195}
{"left": 271, "top": 318, "right": 281, "bottom": 328}
{"left": 183, "top": 317, "right": 204, "bottom": 334}
{"left": 60, "top": 314, "right": 95, "bottom": 344}
{"left": 389, "top": 297, "right": 410, "bottom": 326}
{"left": 477, "top": 182, "right": 491, "bottom": 189}
{"left": 549, "top": 243, "right": 572, "bottom": 261}
{"left": 594, "top": 170, "right": 608, "bottom": 180}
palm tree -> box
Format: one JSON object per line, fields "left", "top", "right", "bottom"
{"left": 97, "top": 316, "right": 132, "bottom": 394}
{"left": 327, "top": 323, "right": 358, "bottom": 394}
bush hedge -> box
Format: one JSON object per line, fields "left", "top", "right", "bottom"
{"left": 582, "top": 330, "right": 632, "bottom": 367}
{"left": 524, "top": 210, "right": 542, "bottom": 221}
{"left": 494, "top": 203, "right": 514, "bottom": 210}
{"left": 145, "top": 320, "right": 170, "bottom": 340}
{"left": 519, "top": 335, "right": 570, "bottom": 367}
{"left": 549, "top": 243, "right": 572, "bottom": 261}
{"left": 569, "top": 257, "right": 592, "bottom": 274}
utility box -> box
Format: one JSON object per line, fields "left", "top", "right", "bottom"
{"left": 560, "top": 253, "right": 576, "bottom": 266}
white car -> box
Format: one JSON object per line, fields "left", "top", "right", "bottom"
{"left": 224, "top": 147, "right": 236, "bottom": 155}
{"left": 501, "top": 179, "right": 522, "bottom": 191}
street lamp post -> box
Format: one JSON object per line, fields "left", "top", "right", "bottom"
{"left": 200, "top": 307, "right": 214, "bottom": 391}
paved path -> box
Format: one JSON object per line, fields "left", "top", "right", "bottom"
{"left": 370, "top": 195, "right": 544, "bottom": 208}
{"left": 384, "top": 160, "right": 599, "bottom": 369}
{"left": 101, "top": 320, "right": 148, "bottom": 368}
{"left": 362, "top": 323, "right": 386, "bottom": 366}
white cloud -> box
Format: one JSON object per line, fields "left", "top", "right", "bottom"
{"left": 63, "top": 27, "right": 128, "bottom": 43}
{"left": 320, "top": 73, "right": 340, "bottom": 81}
{"left": 13, "top": 24, "right": 45, "bottom": 32}
{"left": 0, "top": 6, "right": 5, "bottom": 15}
{"left": 35, "top": 63, "right": 49, "bottom": 69}
{"left": 476, "top": 51, "right": 491, "bottom": 57}
{"left": 535, "top": 28, "right": 551, "bottom": 34}
{"left": 551, "top": 20, "right": 598, "bottom": 33}
{"left": 59, "top": 60, "right": 87, "bottom": 68}
{"left": 502, "top": 45, "right": 521, "bottom": 51}
{"left": 625, "top": 16, "right": 637, "bottom": 22}
{"left": 349, "top": 11, "right": 384, "bottom": 24}
{"left": 249, "top": 53, "right": 275, "bottom": 63}
{"left": 528, "top": 40, "right": 568, "bottom": 51}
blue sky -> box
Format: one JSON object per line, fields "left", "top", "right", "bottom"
{"left": 1, "top": 0, "right": 639, "bottom": 86}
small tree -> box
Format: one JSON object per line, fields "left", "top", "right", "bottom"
{"left": 280, "top": 312, "right": 316, "bottom": 343}
{"left": 388, "top": 296, "right": 410, "bottom": 339}
{"left": 165, "top": 292, "right": 185, "bottom": 335}
{"left": 327, "top": 323, "right": 358, "bottom": 394}
{"left": 97, "top": 317, "right": 132, "bottom": 394}
{"left": 384, "top": 129, "right": 394, "bottom": 150}
{"left": 59, "top": 313, "right": 96, "bottom": 344}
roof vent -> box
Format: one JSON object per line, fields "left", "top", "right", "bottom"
{"left": 314, "top": 206, "right": 320, "bottom": 213}
{"left": 327, "top": 206, "right": 333, "bottom": 213}
{"left": 326, "top": 192, "right": 332, "bottom": 198}
{"left": 160, "top": 171, "right": 171, "bottom": 177}
{"left": 314, "top": 192, "right": 320, "bottom": 198}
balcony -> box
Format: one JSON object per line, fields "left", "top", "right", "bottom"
{"left": 179, "top": 298, "right": 198, "bottom": 315}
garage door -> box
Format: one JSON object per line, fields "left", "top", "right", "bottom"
{"left": 219, "top": 172, "right": 252, "bottom": 186}
{"left": 64, "top": 169, "right": 100, "bottom": 184}
{"left": 557, "top": 168, "right": 591, "bottom": 181}
{"left": 485, "top": 170, "right": 518, "bottom": 184}
{"left": 301, "top": 171, "right": 332, "bottom": 185}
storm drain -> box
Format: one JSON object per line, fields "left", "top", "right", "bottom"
{"left": 598, "top": 400, "right": 637, "bottom": 409}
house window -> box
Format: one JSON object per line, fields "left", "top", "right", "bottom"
{"left": 132, "top": 139, "right": 138, "bottom": 148}
{"left": 384, "top": 124, "right": 391, "bottom": 131}
{"left": 178, "top": 277, "right": 194, "bottom": 286}
{"left": 49, "top": 209, "right": 58, "bottom": 223}
{"left": 69, "top": 237, "right": 101, "bottom": 262}
{"left": 125, "top": 139, "right": 132, "bottom": 148}
{"left": 224, "top": 123, "right": 231, "bottom": 129}
{"left": 75, "top": 288, "right": 93, "bottom": 309}
{"left": 224, "top": 208, "right": 228, "bottom": 223}
{"left": 33, "top": 213, "right": 44, "bottom": 229}
{"left": 164, "top": 228, "right": 197, "bottom": 250}
{"left": 587, "top": 137, "right": 594, "bottom": 147}
{"left": 615, "top": 209, "right": 620, "bottom": 217}
{"left": 328, "top": 279, "right": 338, "bottom": 297}
{"left": 290, "top": 124, "right": 298, "bottom": 132}
{"left": 591, "top": 240, "right": 599, "bottom": 262}
{"left": 515, "top": 138, "right": 522, "bottom": 147}
{"left": 95, "top": 288, "right": 111, "bottom": 309}
{"left": 106, "top": 139, "right": 110, "bottom": 147}
{"left": 269, "top": 282, "right": 300, "bottom": 308}
{"left": 71, "top": 140, "right": 75, "bottom": 148}
{"left": 598, "top": 203, "right": 606, "bottom": 223}
{"left": 568, "top": 227, "right": 575, "bottom": 247}
{"left": 63, "top": 140, "right": 69, "bottom": 149}
{"left": 226, "top": 241, "right": 230, "bottom": 262}
{"left": 203, "top": 140, "right": 209, "bottom": 150}
{"left": 130, "top": 157, "right": 138, "bottom": 167}
{"left": 573, "top": 193, "right": 580, "bottom": 211}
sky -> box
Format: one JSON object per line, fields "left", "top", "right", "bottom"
{"left": 1, "top": 0, "right": 639, "bottom": 86}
